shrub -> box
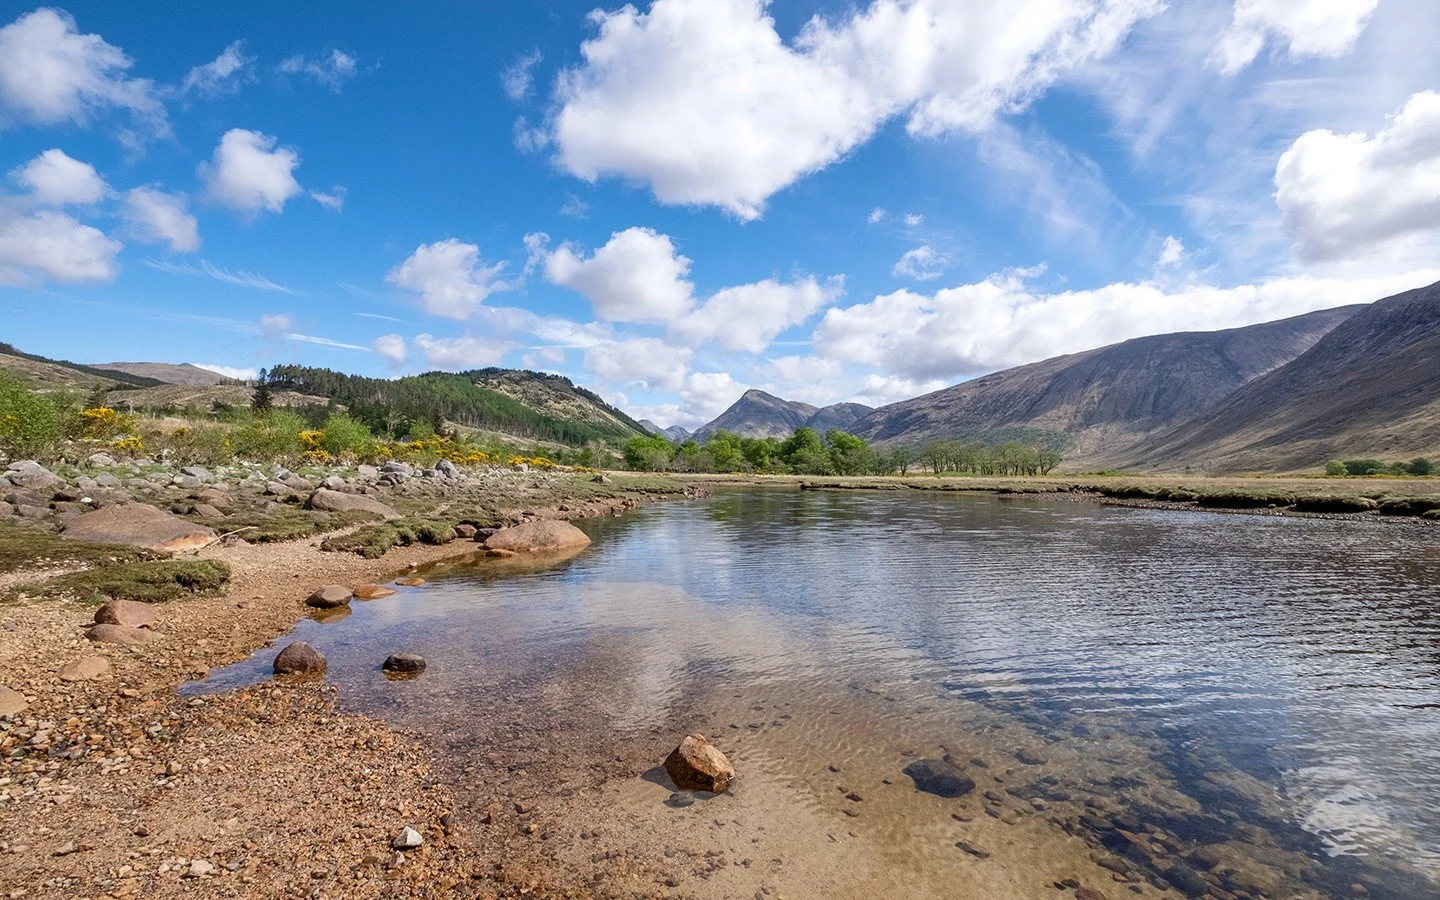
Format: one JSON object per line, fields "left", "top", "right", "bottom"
{"left": 318, "top": 414, "right": 374, "bottom": 460}
{"left": 1324, "top": 460, "right": 1349, "bottom": 477}
{"left": 0, "top": 374, "right": 64, "bottom": 460}
{"left": 231, "top": 410, "right": 306, "bottom": 462}
{"left": 1342, "top": 459, "right": 1385, "bottom": 476}
{"left": 1408, "top": 458, "right": 1433, "bottom": 476}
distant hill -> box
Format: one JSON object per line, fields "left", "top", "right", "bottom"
{"left": 805, "top": 402, "right": 875, "bottom": 434}
{"left": 1125, "top": 282, "right": 1440, "bottom": 472}
{"left": 694, "top": 389, "right": 820, "bottom": 441}
{"left": 0, "top": 343, "right": 163, "bottom": 391}
{"left": 106, "top": 384, "right": 328, "bottom": 413}
{"left": 851, "top": 305, "right": 1362, "bottom": 466}
{"left": 96, "top": 362, "right": 231, "bottom": 386}
{"left": 639, "top": 419, "right": 691, "bottom": 442}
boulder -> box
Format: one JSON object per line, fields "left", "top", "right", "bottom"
{"left": 394, "top": 577, "right": 425, "bottom": 587}
{"left": 903, "top": 759, "right": 976, "bottom": 798}
{"left": 453, "top": 523, "right": 478, "bottom": 539}
{"left": 306, "top": 585, "right": 353, "bottom": 608}
{"left": 382, "top": 653, "right": 426, "bottom": 675}
{"left": 273, "top": 642, "right": 326, "bottom": 675}
{"left": 58, "top": 656, "right": 111, "bottom": 682}
{"left": 192, "top": 503, "right": 224, "bottom": 518}
{"left": 94, "top": 473, "right": 122, "bottom": 488}
{"left": 305, "top": 488, "right": 400, "bottom": 520}
{"left": 173, "top": 474, "right": 205, "bottom": 489}
{"left": 321, "top": 474, "right": 347, "bottom": 491}
{"left": 357, "top": 464, "right": 379, "bottom": 479}
{"left": 663, "top": 733, "right": 735, "bottom": 793}
{"left": 436, "top": 459, "right": 460, "bottom": 479}
{"left": 196, "top": 488, "right": 230, "bottom": 509}
{"left": 6, "top": 461, "right": 61, "bottom": 490}
{"left": 0, "top": 685, "right": 27, "bottom": 716}
{"left": 281, "top": 475, "right": 313, "bottom": 491}
{"left": 62, "top": 503, "right": 216, "bottom": 552}
{"left": 86, "top": 624, "right": 154, "bottom": 647}
{"left": 264, "top": 481, "right": 289, "bottom": 496}
{"left": 94, "top": 598, "right": 157, "bottom": 629}
{"left": 380, "top": 461, "right": 413, "bottom": 476}
{"left": 87, "top": 453, "right": 117, "bottom": 467}
{"left": 179, "top": 465, "right": 212, "bottom": 481}
{"left": 0, "top": 501, "right": 11, "bottom": 519}
{"left": 483, "top": 520, "right": 591, "bottom": 554}
{"left": 352, "top": 584, "right": 397, "bottom": 600}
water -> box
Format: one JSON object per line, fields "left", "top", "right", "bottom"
{"left": 193, "top": 488, "right": 1440, "bottom": 898}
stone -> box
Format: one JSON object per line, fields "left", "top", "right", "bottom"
{"left": 352, "top": 584, "right": 397, "bottom": 600}
{"left": 59, "top": 656, "right": 111, "bottom": 681}
{"left": 281, "top": 475, "right": 313, "bottom": 491}
{"left": 305, "top": 488, "right": 400, "bottom": 519}
{"left": 306, "top": 585, "right": 353, "bottom": 608}
{"left": 0, "top": 685, "right": 27, "bottom": 716}
{"left": 1015, "top": 748, "right": 1048, "bottom": 765}
{"left": 273, "top": 642, "right": 326, "bottom": 675}
{"left": 173, "top": 474, "right": 204, "bottom": 489}
{"left": 264, "top": 481, "right": 289, "bottom": 496}
{"left": 955, "top": 840, "right": 991, "bottom": 859}
{"left": 483, "top": 520, "right": 592, "bottom": 554}
{"left": 1162, "top": 864, "right": 1210, "bottom": 898}
{"left": 664, "top": 733, "right": 735, "bottom": 793}
{"left": 1075, "top": 889, "right": 1109, "bottom": 900}
{"left": 186, "top": 859, "right": 216, "bottom": 878}
{"left": 436, "top": 459, "right": 460, "bottom": 479}
{"left": 322, "top": 474, "right": 347, "bottom": 491}
{"left": 394, "top": 577, "right": 426, "bottom": 587}
{"left": 86, "top": 624, "right": 154, "bottom": 647}
{"left": 179, "top": 465, "right": 212, "bottom": 481}
{"left": 382, "top": 653, "right": 426, "bottom": 675}
{"left": 0, "top": 501, "right": 12, "bottom": 519}
{"left": 6, "top": 461, "right": 62, "bottom": 490}
{"left": 95, "top": 598, "right": 157, "bottom": 628}
{"left": 87, "top": 453, "right": 117, "bottom": 467}
{"left": 94, "top": 473, "right": 122, "bottom": 488}
{"left": 485, "top": 548, "right": 518, "bottom": 558}
{"left": 196, "top": 488, "right": 230, "bottom": 509}
{"left": 61, "top": 503, "right": 216, "bottom": 552}
{"left": 454, "top": 523, "right": 478, "bottom": 539}
{"left": 391, "top": 827, "right": 423, "bottom": 850}
{"left": 380, "top": 461, "right": 413, "bottom": 476}
{"left": 902, "top": 759, "right": 976, "bottom": 798}
{"left": 357, "top": 464, "right": 379, "bottom": 479}
{"left": 191, "top": 503, "right": 224, "bottom": 518}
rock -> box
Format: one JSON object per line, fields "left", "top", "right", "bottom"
{"left": 306, "top": 585, "right": 353, "bottom": 608}
{"left": 6, "top": 461, "right": 61, "bottom": 490}
{"left": 281, "top": 475, "right": 313, "bottom": 491}
{"left": 16, "top": 504, "right": 51, "bottom": 520}
{"left": 380, "top": 461, "right": 413, "bottom": 476}
{"left": 955, "top": 840, "right": 990, "bottom": 859}
{"left": 305, "top": 488, "right": 400, "bottom": 519}
{"left": 1162, "top": 864, "right": 1210, "bottom": 898}
{"left": 666, "top": 790, "right": 698, "bottom": 808}
{"left": 0, "top": 685, "right": 27, "bottom": 716}
{"left": 352, "top": 584, "right": 397, "bottom": 600}
{"left": 1015, "top": 748, "right": 1048, "bottom": 765}
{"left": 61, "top": 503, "right": 216, "bottom": 552}
{"left": 394, "top": 577, "right": 426, "bottom": 587}
{"left": 357, "top": 464, "right": 379, "bottom": 479}
{"left": 191, "top": 503, "right": 224, "bottom": 518}
{"left": 436, "top": 459, "right": 460, "bottom": 479}
{"left": 94, "top": 472, "right": 122, "bottom": 488}
{"left": 95, "top": 598, "right": 157, "bottom": 628}
{"left": 273, "top": 642, "right": 326, "bottom": 675}
{"left": 186, "top": 859, "right": 216, "bottom": 878}
{"left": 382, "top": 653, "right": 426, "bottom": 675}
{"left": 86, "top": 624, "right": 154, "bottom": 646}
{"left": 591, "top": 474, "right": 609, "bottom": 483}
{"left": 87, "top": 453, "right": 117, "bottom": 466}
{"left": 512, "top": 463, "right": 529, "bottom": 472}
{"left": 483, "top": 520, "right": 591, "bottom": 554}
{"left": 902, "top": 759, "right": 976, "bottom": 798}
{"left": 264, "top": 481, "right": 289, "bottom": 496}
{"left": 173, "top": 474, "right": 204, "bottom": 489}
{"left": 485, "top": 548, "right": 518, "bottom": 558}
{"left": 179, "top": 465, "right": 212, "bottom": 481}
{"left": 196, "top": 488, "right": 230, "bottom": 509}
{"left": 391, "top": 826, "right": 423, "bottom": 850}
{"left": 663, "top": 733, "right": 735, "bottom": 793}
{"left": 1075, "top": 889, "right": 1109, "bottom": 900}
{"left": 454, "top": 523, "right": 478, "bottom": 539}
{"left": 321, "top": 474, "right": 347, "bottom": 491}
{"left": 0, "top": 501, "right": 12, "bottom": 519}
{"left": 58, "top": 656, "right": 111, "bottom": 681}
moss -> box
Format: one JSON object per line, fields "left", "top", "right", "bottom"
{"left": 1291, "top": 496, "right": 1378, "bottom": 513}
{"left": 0, "top": 523, "right": 164, "bottom": 575}
{"left": 320, "top": 517, "right": 459, "bottom": 558}
{"left": 1195, "top": 490, "right": 1295, "bottom": 509}
{"left": 1377, "top": 497, "right": 1440, "bottom": 516}
{"left": 7, "top": 559, "right": 231, "bottom": 604}
{"left": 188, "top": 508, "right": 381, "bottom": 542}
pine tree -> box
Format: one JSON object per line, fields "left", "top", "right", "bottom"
{"left": 251, "top": 368, "right": 273, "bottom": 413}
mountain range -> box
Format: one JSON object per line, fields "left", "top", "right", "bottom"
{"left": 691, "top": 390, "right": 875, "bottom": 442}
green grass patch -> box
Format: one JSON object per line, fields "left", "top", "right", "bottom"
{"left": 188, "top": 507, "right": 381, "bottom": 542}
{"left": 7, "top": 559, "right": 231, "bottom": 604}
{"left": 321, "top": 517, "right": 459, "bottom": 558}
{"left": 0, "top": 523, "right": 165, "bottom": 575}
{"left": 1377, "top": 498, "right": 1440, "bottom": 516}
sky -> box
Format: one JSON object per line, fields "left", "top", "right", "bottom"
{"left": 2, "top": 0, "right": 1440, "bottom": 429}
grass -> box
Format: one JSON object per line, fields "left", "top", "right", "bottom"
{"left": 188, "top": 507, "right": 382, "bottom": 543}
{"left": 321, "top": 517, "right": 460, "bottom": 558}
{"left": 6, "top": 559, "right": 231, "bottom": 604}
{"left": 0, "top": 523, "right": 165, "bottom": 574}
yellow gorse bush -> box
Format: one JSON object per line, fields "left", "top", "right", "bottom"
{"left": 80, "top": 406, "right": 136, "bottom": 439}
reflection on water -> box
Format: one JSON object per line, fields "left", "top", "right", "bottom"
{"left": 193, "top": 489, "right": 1440, "bottom": 898}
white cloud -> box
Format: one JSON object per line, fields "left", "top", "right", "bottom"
{"left": 559, "top": 194, "right": 589, "bottom": 219}
{"left": 544, "top": 227, "right": 695, "bottom": 324}
{"left": 814, "top": 267, "right": 1440, "bottom": 381}
{"left": 1156, "top": 235, "right": 1187, "bottom": 268}
{"left": 148, "top": 258, "right": 300, "bottom": 293}
{"left": 413, "top": 334, "right": 508, "bottom": 370}
{"left": 181, "top": 41, "right": 253, "bottom": 96}
{"left": 387, "top": 239, "right": 513, "bottom": 319}
{"left": 259, "top": 313, "right": 294, "bottom": 339}
{"left": 200, "top": 129, "right": 302, "bottom": 216}
{"left": 193, "top": 363, "right": 257, "bottom": 380}
{"left": 1212, "top": 0, "right": 1379, "bottom": 74}
{"left": 10, "top": 149, "right": 108, "bottom": 206}
{"left": 0, "top": 208, "right": 121, "bottom": 287}
{"left": 279, "top": 50, "right": 358, "bottom": 92}
{"left": 902, "top": 213, "right": 924, "bottom": 227}
{"left": 502, "top": 50, "right": 542, "bottom": 101}
{"left": 867, "top": 207, "right": 886, "bottom": 224}
{"left": 1275, "top": 90, "right": 1440, "bottom": 262}
{"left": 762, "top": 354, "right": 843, "bottom": 385}
{"left": 673, "top": 276, "right": 843, "bottom": 352}
{"left": 372, "top": 333, "right": 407, "bottom": 367}
{"left": 679, "top": 371, "right": 747, "bottom": 425}
{"left": 123, "top": 187, "right": 199, "bottom": 253}
{"left": 892, "top": 245, "right": 949, "bottom": 281}
{"left": 309, "top": 186, "right": 346, "bottom": 211}
{"left": 584, "top": 338, "right": 691, "bottom": 391}
{"left": 550, "top": 0, "right": 1161, "bottom": 219}
{"left": 0, "top": 8, "right": 165, "bottom": 134}
{"left": 284, "top": 333, "right": 370, "bottom": 352}
{"left": 851, "top": 373, "right": 949, "bottom": 407}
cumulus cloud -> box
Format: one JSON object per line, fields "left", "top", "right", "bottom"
{"left": 1212, "top": 0, "right": 1379, "bottom": 74}
{"left": 503, "top": 50, "right": 542, "bottom": 101}
{"left": 902, "top": 213, "right": 925, "bottom": 227}
{"left": 200, "top": 129, "right": 302, "bottom": 216}
{"left": 181, "top": 41, "right": 253, "bottom": 96}
{"left": 1275, "top": 90, "right": 1440, "bottom": 262}
{"left": 584, "top": 337, "right": 692, "bottom": 391}
{"left": 1156, "top": 235, "right": 1187, "bottom": 268}
{"left": 0, "top": 208, "right": 121, "bottom": 287}
{"left": 372, "top": 333, "right": 407, "bottom": 367}
{"left": 892, "top": 245, "right": 949, "bottom": 281}
{"left": 0, "top": 8, "right": 166, "bottom": 134}
{"left": 544, "top": 227, "right": 695, "bottom": 324}
{"left": 193, "top": 363, "right": 257, "bottom": 380}
{"left": 10, "top": 149, "right": 108, "bottom": 206}
{"left": 259, "top": 313, "right": 294, "bottom": 339}
{"left": 123, "top": 187, "right": 199, "bottom": 253}
{"left": 550, "top": 0, "right": 1161, "bottom": 218}
{"left": 413, "top": 334, "right": 508, "bottom": 369}
{"left": 387, "top": 239, "right": 514, "bottom": 319}
{"left": 814, "top": 268, "right": 1440, "bottom": 382}
{"left": 852, "top": 373, "right": 950, "bottom": 407}
{"left": 309, "top": 186, "right": 346, "bottom": 211}
{"left": 674, "top": 276, "right": 844, "bottom": 352}
{"left": 279, "top": 50, "right": 358, "bottom": 92}
{"left": 867, "top": 207, "right": 887, "bottom": 224}
{"left": 679, "top": 372, "right": 748, "bottom": 424}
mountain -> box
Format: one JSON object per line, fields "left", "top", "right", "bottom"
{"left": 639, "top": 419, "right": 691, "bottom": 442}
{"left": 851, "top": 305, "right": 1363, "bottom": 466}
{"left": 693, "top": 389, "right": 820, "bottom": 441}
{"left": 1124, "top": 282, "right": 1440, "bottom": 472}
{"left": 805, "top": 402, "right": 875, "bottom": 434}
{"left": 96, "top": 362, "right": 231, "bottom": 386}
{"left": 0, "top": 343, "right": 163, "bottom": 392}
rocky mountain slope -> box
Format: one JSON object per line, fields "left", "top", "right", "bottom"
{"left": 1124, "top": 281, "right": 1440, "bottom": 472}
{"left": 96, "top": 362, "right": 231, "bottom": 386}
{"left": 0, "top": 344, "right": 163, "bottom": 392}
{"left": 805, "top": 402, "right": 876, "bottom": 434}
{"left": 693, "top": 390, "right": 820, "bottom": 441}
{"left": 850, "top": 305, "right": 1363, "bottom": 466}
{"left": 639, "top": 420, "right": 691, "bottom": 442}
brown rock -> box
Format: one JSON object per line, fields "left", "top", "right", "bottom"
{"left": 0, "top": 685, "right": 27, "bottom": 716}
{"left": 352, "top": 584, "right": 397, "bottom": 600}
{"left": 94, "top": 598, "right": 156, "bottom": 629}
{"left": 59, "top": 656, "right": 111, "bottom": 682}
{"left": 663, "top": 733, "right": 735, "bottom": 793}
{"left": 191, "top": 503, "right": 224, "bottom": 518}
{"left": 86, "top": 624, "right": 154, "bottom": 646}
{"left": 454, "top": 523, "right": 478, "bottom": 539}
{"left": 196, "top": 488, "right": 230, "bottom": 509}
{"left": 273, "top": 642, "right": 326, "bottom": 675}
{"left": 305, "top": 488, "right": 400, "bottom": 519}
{"left": 485, "top": 548, "right": 517, "bottom": 558}
{"left": 483, "top": 520, "right": 591, "bottom": 554}
{"left": 381, "top": 653, "right": 426, "bottom": 675}
{"left": 62, "top": 503, "right": 215, "bottom": 552}
{"left": 395, "top": 577, "right": 426, "bottom": 587}
{"left": 306, "top": 584, "right": 352, "bottom": 608}
{"left": 1075, "top": 888, "right": 1109, "bottom": 900}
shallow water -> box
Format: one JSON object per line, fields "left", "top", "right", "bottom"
{"left": 193, "top": 489, "right": 1440, "bottom": 898}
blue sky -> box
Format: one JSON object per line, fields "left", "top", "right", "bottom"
{"left": 2, "top": 0, "right": 1439, "bottom": 427}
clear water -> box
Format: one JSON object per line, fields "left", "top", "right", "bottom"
{"left": 193, "top": 489, "right": 1440, "bottom": 898}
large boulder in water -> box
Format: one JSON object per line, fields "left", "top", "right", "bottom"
{"left": 62, "top": 503, "right": 215, "bottom": 552}
{"left": 306, "top": 584, "right": 352, "bottom": 608}
{"left": 903, "top": 758, "right": 976, "bottom": 798}
{"left": 483, "top": 520, "right": 591, "bottom": 554}
{"left": 274, "top": 642, "right": 326, "bottom": 675}
{"left": 305, "top": 488, "right": 400, "bottom": 520}
{"left": 664, "top": 733, "right": 735, "bottom": 793}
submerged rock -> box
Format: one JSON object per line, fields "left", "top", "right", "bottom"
{"left": 273, "top": 642, "right": 326, "bottom": 675}
{"left": 664, "top": 733, "right": 735, "bottom": 793}
{"left": 352, "top": 584, "right": 397, "bottom": 600}
{"left": 382, "top": 653, "right": 426, "bottom": 675}
{"left": 483, "top": 520, "right": 591, "bottom": 554}
{"left": 902, "top": 758, "right": 976, "bottom": 798}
